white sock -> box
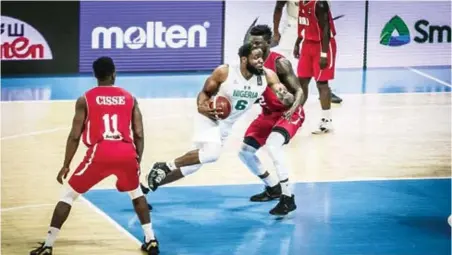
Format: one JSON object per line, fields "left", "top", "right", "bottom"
{"left": 262, "top": 173, "right": 279, "bottom": 188}
{"left": 166, "top": 160, "right": 177, "bottom": 171}
{"left": 44, "top": 227, "right": 60, "bottom": 247}
{"left": 238, "top": 144, "right": 278, "bottom": 187}
{"left": 142, "top": 223, "right": 155, "bottom": 242}
{"left": 180, "top": 164, "right": 202, "bottom": 176}
{"left": 266, "top": 132, "right": 292, "bottom": 195}
{"left": 280, "top": 179, "right": 292, "bottom": 196}
{"left": 322, "top": 109, "right": 332, "bottom": 120}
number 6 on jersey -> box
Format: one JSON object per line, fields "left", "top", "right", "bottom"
{"left": 235, "top": 99, "right": 248, "bottom": 110}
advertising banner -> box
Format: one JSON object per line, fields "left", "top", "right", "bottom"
{"left": 79, "top": 1, "right": 224, "bottom": 73}
{"left": 224, "top": 1, "right": 366, "bottom": 69}
{"left": 1, "top": 1, "right": 79, "bottom": 75}
{"left": 367, "top": 1, "right": 451, "bottom": 67}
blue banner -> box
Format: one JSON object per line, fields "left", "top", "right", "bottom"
{"left": 79, "top": 1, "right": 224, "bottom": 72}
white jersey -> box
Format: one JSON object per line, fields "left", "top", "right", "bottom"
{"left": 191, "top": 65, "right": 268, "bottom": 146}
{"left": 286, "top": 0, "right": 299, "bottom": 25}
{"left": 275, "top": 0, "right": 300, "bottom": 64}
{"left": 216, "top": 65, "right": 267, "bottom": 124}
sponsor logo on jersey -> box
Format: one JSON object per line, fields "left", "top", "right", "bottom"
{"left": 1, "top": 16, "right": 53, "bottom": 60}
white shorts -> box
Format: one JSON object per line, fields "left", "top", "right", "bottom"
{"left": 192, "top": 113, "right": 233, "bottom": 146}
{"left": 272, "top": 22, "right": 299, "bottom": 68}
{"left": 276, "top": 23, "right": 298, "bottom": 57}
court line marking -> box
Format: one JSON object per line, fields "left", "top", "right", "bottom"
{"left": 406, "top": 67, "right": 452, "bottom": 88}
{"left": 1, "top": 127, "right": 70, "bottom": 140}
{"left": 79, "top": 196, "right": 142, "bottom": 246}
{"left": 0, "top": 114, "right": 192, "bottom": 140}
{"left": 0, "top": 203, "right": 55, "bottom": 212}
{"left": 3, "top": 102, "right": 450, "bottom": 140}
{"left": 152, "top": 175, "right": 452, "bottom": 189}
{"left": 1, "top": 91, "right": 451, "bottom": 104}
{"left": 4, "top": 176, "right": 449, "bottom": 212}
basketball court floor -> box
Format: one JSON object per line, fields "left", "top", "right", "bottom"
{"left": 1, "top": 66, "right": 451, "bottom": 254}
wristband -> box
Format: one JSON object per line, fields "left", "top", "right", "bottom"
{"left": 320, "top": 52, "right": 327, "bottom": 58}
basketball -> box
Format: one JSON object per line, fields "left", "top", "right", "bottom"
{"left": 209, "top": 95, "right": 232, "bottom": 120}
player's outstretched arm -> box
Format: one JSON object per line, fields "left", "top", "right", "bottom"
{"left": 132, "top": 97, "right": 144, "bottom": 163}
{"left": 197, "top": 65, "right": 228, "bottom": 120}
{"left": 58, "top": 96, "right": 87, "bottom": 184}
{"left": 276, "top": 58, "right": 305, "bottom": 110}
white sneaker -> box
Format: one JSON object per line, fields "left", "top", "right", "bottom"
{"left": 312, "top": 118, "right": 333, "bottom": 134}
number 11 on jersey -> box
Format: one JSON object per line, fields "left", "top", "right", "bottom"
{"left": 103, "top": 113, "right": 121, "bottom": 140}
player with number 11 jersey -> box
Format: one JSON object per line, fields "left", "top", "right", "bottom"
{"left": 82, "top": 87, "right": 134, "bottom": 146}
{"left": 30, "top": 57, "right": 159, "bottom": 255}
{"left": 70, "top": 86, "right": 138, "bottom": 193}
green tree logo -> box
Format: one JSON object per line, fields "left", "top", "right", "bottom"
{"left": 380, "top": 15, "right": 411, "bottom": 46}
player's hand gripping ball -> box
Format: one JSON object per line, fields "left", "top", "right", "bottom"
{"left": 209, "top": 96, "right": 232, "bottom": 120}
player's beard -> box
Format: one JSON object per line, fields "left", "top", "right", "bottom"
{"left": 246, "top": 61, "right": 263, "bottom": 75}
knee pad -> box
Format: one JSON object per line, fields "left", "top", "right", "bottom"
{"left": 198, "top": 144, "right": 222, "bottom": 164}
{"left": 271, "top": 127, "right": 290, "bottom": 145}
{"left": 238, "top": 143, "right": 257, "bottom": 161}
{"left": 59, "top": 186, "right": 80, "bottom": 206}
{"left": 180, "top": 164, "right": 202, "bottom": 176}
{"left": 243, "top": 136, "right": 261, "bottom": 150}
{"left": 128, "top": 186, "right": 144, "bottom": 200}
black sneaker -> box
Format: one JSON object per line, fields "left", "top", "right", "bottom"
{"left": 141, "top": 183, "right": 150, "bottom": 195}
{"left": 141, "top": 238, "right": 160, "bottom": 255}
{"left": 318, "top": 93, "right": 343, "bottom": 104}
{"left": 147, "top": 162, "right": 171, "bottom": 192}
{"left": 30, "top": 242, "right": 52, "bottom": 255}
{"left": 269, "top": 194, "right": 297, "bottom": 216}
{"left": 331, "top": 92, "right": 343, "bottom": 104}
{"left": 250, "top": 184, "right": 281, "bottom": 202}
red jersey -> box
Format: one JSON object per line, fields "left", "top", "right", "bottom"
{"left": 82, "top": 86, "right": 134, "bottom": 147}
{"left": 298, "top": 0, "right": 337, "bottom": 42}
{"left": 261, "top": 51, "right": 288, "bottom": 114}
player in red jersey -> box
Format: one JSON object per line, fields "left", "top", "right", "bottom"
{"left": 271, "top": 0, "right": 343, "bottom": 104}
{"left": 240, "top": 25, "right": 305, "bottom": 215}
{"left": 294, "top": 0, "right": 337, "bottom": 134}
{"left": 30, "top": 57, "right": 160, "bottom": 255}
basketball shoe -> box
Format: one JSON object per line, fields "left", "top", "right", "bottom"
{"left": 331, "top": 93, "right": 343, "bottom": 104}
{"left": 318, "top": 93, "right": 343, "bottom": 104}
{"left": 269, "top": 194, "right": 297, "bottom": 216}
{"left": 29, "top": 242, "right": 52, "bottom": 255}
{"left": 312, "top": 118, "right": 333, "bottom": 134}
{"left": 141, "top": 238, "right": 160, "bottom": 255}
{"left": 147, "top": 162, "right": 171, "bottom": 191}
{"left": 250, "top": 184, "right": 282, "bottom": 202}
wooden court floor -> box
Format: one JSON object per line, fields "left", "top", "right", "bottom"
{"left": 1, "top": 92, "right": 451, "bottom": 254}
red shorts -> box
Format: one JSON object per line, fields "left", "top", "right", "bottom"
{"left": 244, "top": 106, "right": 305, "bottom": 146}
{"left": 297, "top": 38, "right": 337, "bottom": 81}
{"left": 68, "top": 141, "right": 139, "bottom": 194}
